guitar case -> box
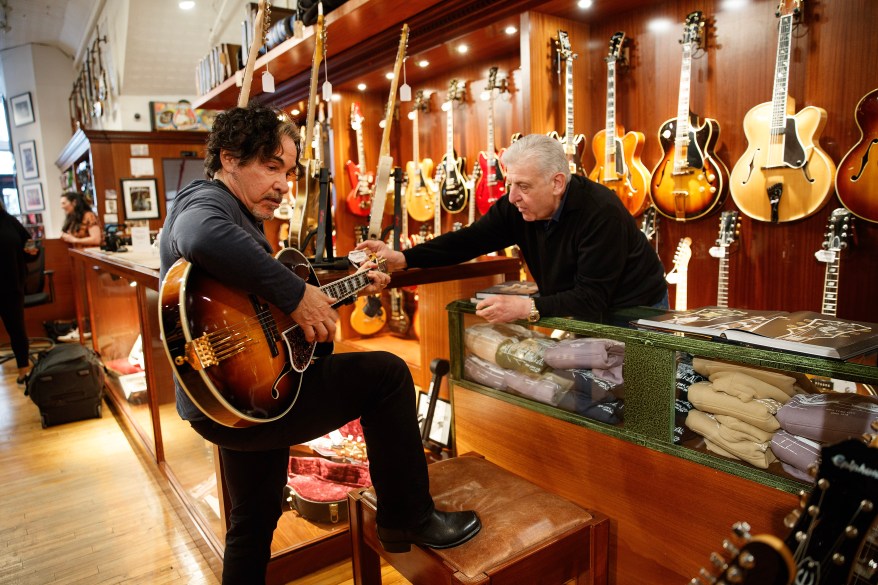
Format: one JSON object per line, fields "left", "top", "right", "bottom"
{"left": 285, "top": 456, "right": 371, "bottom": 524}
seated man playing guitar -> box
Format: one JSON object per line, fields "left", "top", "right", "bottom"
{"left": 159, "top": 104, "right": 479, "bottom": 584}
{"left": 358, "top": 133, "right": 668, "bottom": 325}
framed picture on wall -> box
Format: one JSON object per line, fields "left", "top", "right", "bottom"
{"left": 18, "top": 140, "right": 39, "bottom": 180}
{"left": 416, "top": 393, "right": 452, "bottom": 449}
{"left": 121, "top": 178, "right": 160, "bottom": 220}
{"left": 22, "top": 183, "right": 45, "bottom": 212}
{"left": 10, "top": 92, "right": 35, "bottom": 126}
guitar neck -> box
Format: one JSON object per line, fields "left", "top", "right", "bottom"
{"left": 412, "top": 110, "right": 420, "bottom": 164}
{"left": 321, "top": 268, "right": 374, "bottom": 308}
{"left": 445, "top": 105, "right": 455, "bottom": 170}
{"left": 769, "top": 14, "right": 794, "bottom": 151}
{"left": 356, "top": 125, "right": 367, "bottom": 175}
{"left": 673, "top": 43, "right": 694, "bottom": 172}
{"left": 675, "top": 270, "right": 688, "bottom": 311}
{"left": 821, "top": 256, "right": 840, "bottom": 317}
{"left": 604, "top": 58, "right": 617, "bottom": 176}
{"left": 486, "top": 92, "right": 496, "bottom": 185}
{"left": 565, "top": 58, "right": 575, "bottom": 146}
{"left": 717, "top": 253, "right": 729, "bottom": 308}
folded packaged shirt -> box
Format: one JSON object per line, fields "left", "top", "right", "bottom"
{"left": 713, "top": 414, "right": 775, "bottom": 443}
{"left": 692, "top": 358, "right": 800, "bottom": 397}
{"left": 770, "top": 429, "right": 821, "bottom": 475}
{"left": 503, "top": 369, "right": 563, "bottom": 405}
{"left": 686, "top": 409, "right": 777, "bottom": 469}
{"left": 464, "top": 355, "right": 508, "bottom": 390}
{"left": 775, "top": 393, "right": 878, "bottom": 444}
{"left": 709, "top": 371, "right": 793, "bottom": 404}
{"left": 496, "top": 337, "right": 556, "bottom": 374}
{"left": 688, "top": 381, "right": 781, "bottom": 433}
{"left": 543, "top": 338, "right": 625, "bottom": 384}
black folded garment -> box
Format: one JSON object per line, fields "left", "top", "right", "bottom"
{"left": 556, "top": 369, "right": 623, "bottom": 424}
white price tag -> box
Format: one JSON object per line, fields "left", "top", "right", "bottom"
{"left": 708, "top": 246, "right": 725, "bottom": 258}
{"left": 322, "top": 80, "right": 333, "bottom": 102}
{"left": 399, "top": 83, "right": 412, "bottom": 102}
{"left": 347, "top": 249, "right": 368, "bottom": 266}
{"left": 814, "top": 249, "right": 836, "bottom": 263}
{"left": 262, "top": 71, "right": 275, "bottom": 93}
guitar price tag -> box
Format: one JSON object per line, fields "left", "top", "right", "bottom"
{"left": 347, "top": 249, "right": 368, "bottom": 267}
{"left": 262, "top": 71, "right": 275, "bottom": 93}
{"left": 708, "top": 246, "right": 726, "bottom": 258}
{"left": 814, "top": 249, "right": 836, "bottom": 263}
{"left": 399, "top": 83, "right": 412, "bottom": 102}
{"left": 322, "top": 80, "right": 332, "bottom": 102}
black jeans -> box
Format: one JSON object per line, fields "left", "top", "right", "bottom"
{"left": 0, "top": 291, "right": 28, "bottom": 368}
{"left": 189, "top": 350, "right": 434, "bottom": 585}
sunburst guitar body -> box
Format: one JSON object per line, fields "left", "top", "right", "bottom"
{"left": 836, "top": 87, "right": 878, "bottom": 224}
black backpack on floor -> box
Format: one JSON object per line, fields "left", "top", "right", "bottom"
{"left": 25, "top": 344, "right": 105, "bottom": 428}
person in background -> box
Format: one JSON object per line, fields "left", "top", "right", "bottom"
{"left": 59, "top": 190, "right": 102, "bottom": 247}
{"left": 357, "top": 133, "right": 668, "bottom": 324}
{"left": 159, "top": 103, "right": 480, "bottom": 584}
{"left": 0, "top": 198, "right": 39, "bottom": 383}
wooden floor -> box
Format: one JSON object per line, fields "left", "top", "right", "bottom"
{"left": 0, "top": 359, "right": 409, "bottom": 585}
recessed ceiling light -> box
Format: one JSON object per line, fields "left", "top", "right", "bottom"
{"left": 647, "top": 18, "right": 673, "bottom": 32}
{"left": 331, "top": 94, "right": 341, "bottom": 102}
{"left": 357, "top": 83, "right": 367, "bottom": 91}
{"left": 291, "top": 108, "right": 300, "bottom": 116}
{"left": 417, "top": 59, "right": 429, "bottom": 68}
{"left": 179, "top": 1, "right": 195, "bottom": 10}
{"left": 577, "top": 0, "right": 593, "bottom": 8}
{"left": 505, "top": 25, "right": 518, "bottom": 35}
{"left": 457, "top": 44, "right": 469, "bottom": 54}
{"left": 385, "top": 72, "right": 395, "bottom": 80}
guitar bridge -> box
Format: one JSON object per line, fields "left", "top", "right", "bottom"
{"left": 177, "top": 334, "right": 219, "bottom": 370}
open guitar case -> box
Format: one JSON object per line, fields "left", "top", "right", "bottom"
{"left": 285, "top": 420, "right": 372, "bottom": 524}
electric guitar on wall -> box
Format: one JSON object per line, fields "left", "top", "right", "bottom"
{"left": 835, "top": 87, "right": 878, "bottom": 224}
{"left": 729, "top": 0, "right": 835, "bottom": 223}
{"left": 350, "top": 226, "right": 387, "bottom": 336}
{"left": 713, "top": 210, "right": 740, "bottom": 308}
{"left": 475, "top": 67, "right": 507, "bottom": 216}
{"left": 438, "top": 79, "right": 469, "bottom": 215}
{"left": 815, "top": 208, "right": 853, "bottom": 317}
{"left": 640, "top": 205, "right": 659, "bottom": 252}
{"left": 589, "top": 31, "right": 650, "bottom": 217}
{"left": 159, "top": 249, "right": 387, "bottom": 427}
{"left": 345, "top": 102, "right": 374, "bottom": 217}
{"left": 405, "top": 90, "right": 436, "bottom": 223}
{"left": 549, "top": 30, "right": 586, "bottom": 176}
{"left": 289, "top": 8, "right": 326, "bottom": 251}
{"left": 651, "top": 11, "right": 729, "bottom": 222}
{"left": 666, "top": 237, "right": 692, "bottom": 311}
{"left": 691, "top": 428, "right": 878, "bottom": 585}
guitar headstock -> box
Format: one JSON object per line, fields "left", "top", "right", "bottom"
{"left": 412, "top": 89, "right": 428, "bottom": 113}
{"left": 822, "top": 208, "right": 854, "bottom": 253}
{"left": 350, "top": 102, "right": 363, "bottom": 131}
{"left": 681, "top": 11, "right": 705, "bottom": 48}
{"left": 607, "top": 31, "right": 626, "bottom": 64}
{"left": 447, "top": 79, "right": 465, "bottom": 105}
{"left": 717, "top": 210, "right": 741, "bottom": 248}
{"left": 640, "top": 206, "right": 658, "bottom": 242}
{"left": 673, "top": 237, "right": 693, "bottom": 272}
{"left": 556, "top": 30, "right": 575, "bottom": 61}
{"left": 691, "top": 522, "right": 795, "bottom": 585}
{"left": 487, "top": 67, "right": 499, "bottom": 92}
{"left": 781, "top": 435, "right": 878, "bottom": 584}
{"left": 775, "top": 0, "right": 803, "bottom": 18}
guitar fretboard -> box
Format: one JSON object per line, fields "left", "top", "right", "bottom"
{"left": 821, "top": 256, "right": 840, "bottom": 317}
{"left": 673, "top": 42, "right": 694, "bottom": 173}
{"left": 850, "top": 524, "right": 878, "bottom": 584}
{"left": 322, "top": 268, "right": 376, "bottom": 307}
{"left": 565, "top": 53, "right": 575, "bottom": 154}
{"left": 603, "top": 58, "right": 618, "bottom": 179}
{"left": 717, "top": 253, "right": 729, "bottom": 308}
{"left": 768, "top": 13, "right": 794, "bottom": 166}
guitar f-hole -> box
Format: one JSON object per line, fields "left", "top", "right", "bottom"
{"left": 851, "top": 139, "right": 876, "bottom": 181}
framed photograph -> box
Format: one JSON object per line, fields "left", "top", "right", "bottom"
{"left": 417, "top": 393, "right": 452, "bottom": 448}
{"left": 18, "top": 140, "right": 39, "bottom": 180}
{"left": 150, "top": 100, "right": 219, "bottom": 131}
{"left": 10, "top": 92, "right": 35, "bottom": 126}
{"left": 121, "top": 178, "right": 160, "bottom": 219}
{"left": 21, "top": 183, "right": 45, "bottom": 212}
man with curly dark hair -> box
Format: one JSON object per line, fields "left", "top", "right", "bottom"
{"left": 159, "top": 104, "right": 480, "bottom": 584}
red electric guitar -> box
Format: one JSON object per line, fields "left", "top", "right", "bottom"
{"left": 345, "top": 102, "right": 374, "bottom": 217}
{"left": 475, "top": 67, "right": 507, "bottom": 215}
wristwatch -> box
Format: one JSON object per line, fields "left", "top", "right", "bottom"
{"left": 527, "top": 298, "right": 540, "bottom": 323}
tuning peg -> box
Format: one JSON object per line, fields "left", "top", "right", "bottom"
{"left": 784, "top": 507, "right": 801, "bottom": 529}
{"left": 731, "top": 522, "right": 751, "bottom": 538}
{"left": 698, "top": 568, "right": 718, "bottom": 583}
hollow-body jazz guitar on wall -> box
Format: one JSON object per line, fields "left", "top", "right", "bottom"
{"left": 836, "top": 88, "right": 878, "bottom": 224}
{"left": 589, "top": 31, "right": 650, "bottom": 217}
{"left": 729, "top": 0, "right": 835, "bottom": 223}
{"left": 159, "top": 249, "right": 387, "bottom": 428}
{"left": 651, "top": 11, "right": 728, "bottom": 222}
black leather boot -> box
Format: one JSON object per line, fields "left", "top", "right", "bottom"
{"left": 377, "top": 509, "right": 481, "bottom": 553}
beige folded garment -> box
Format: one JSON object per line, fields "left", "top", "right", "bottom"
{"left": 692, "top": 358, "right": 799, "bottom": 397}
{"left": 714, "top": 414, "right": 775, "bottom": 443}
{"left": 688, "top": 381, "right": 781, "bottom": 433}
{"left": 686, "top": 409, "right": 777, "bottom": 469}
{"left": 705, "top": 439, "right": 777, "bottom": 469}
{"left": 709, "top": 371, "right": 793, "bottom": 404}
